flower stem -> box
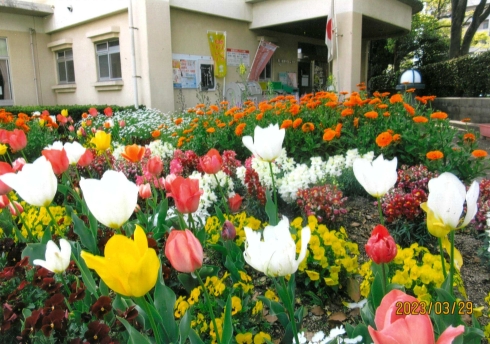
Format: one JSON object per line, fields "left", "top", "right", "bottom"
{"left": 5, "top": 193, "right": 35, "bottom": 242}
{"left": 449, "top": 231, "right": 455, "bottom": 297}
{"left": 45, "top": 205, "right": 60, "bottom": 234}
{"left": 195, "top": 271, "right": 221, "bottom": 344}
{"left": 277, "top": 276, "right": 301, "bottom": 344}
{"left": 213, "top": 174, "right": 230, "bottom": 216}
{"left": 377, "top": 197, "right": 385, "bottom": 226}
{"left": 268, "top": 162, "right": 278, "bottom": 224}
{"left": 137, "top": 296, "right": 163, "bottom": 344}
{"left": 58, "top": 273, "right": 74, "bottom": 313}
{"left": 438, "top": 238, "right": 447, "bottom": 279}
{"left": 381, "top": 263, "right": 387, "bottom": 296}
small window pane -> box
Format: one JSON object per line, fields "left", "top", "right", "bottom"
{"left": 96, "top": 43, "right": 107, "bottom": 52}
{"left": 98, "top": 55, "right": 109, "bottom": 79}
{"left": 110, "top": 52, "right": 121, "bottom": 79}
{"left": 58, "top": 61, "right": 67, "bottom": 83}
{"left": 0, "top": 60, "right": 12, "bottom": 100}
{"left": 65, "top": 50, "right": 73, "bottom": 58}
{"left": 66, "top": 60, "right": 75, "bottom": 82}
{"left": 108, "top": 41, "right": 119, "bottom": 48}
{"left": 0, "top": 39, "right": 7, "bottom": 57}
{"left": 57, "top": 51, "right": 65, "bottom": 59}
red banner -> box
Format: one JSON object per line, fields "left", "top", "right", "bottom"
{"left": 248, "top": 41, "right": 278, "bottom": 81}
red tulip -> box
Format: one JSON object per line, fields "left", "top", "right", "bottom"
{"left": 104, "top": 107, "right": 113, "bottom": 117}
{"left": 200, "top": 149, "right": 222, "bottom": 175}
{"left": 221, "top": 220, "right": 236, "bottom": 240}
{"left": 369, "top": 290, "right": 464, "bottom": 344}
{"left": 165, "top": 229, "right": 203, "bottom": 273}
{"left": 78, "top": 149, "right": 94, "bottom": 167}
{"left": 42, "top": 148, "right": 69, "bottom": 175}
{"left": 7, "top": 129, "right": 27, "bottom": 152}
{"left": 0, "top": 129, "right": 9, "bottom": 143}
{"left": 147, "top": 156, "right": 163, "bottom": 176}
{"left": 0, "top": 162, "right": 14, "bottom": 195}
{"left": 88, "top": 108, "right": 98, "bottom": 117}
{"left": 12, "top": 158, "right": 26, "bottom": 172}
{"left": 9, "top": 201, "right": 23, "bottom": 216}
{"left": 228, "top": 194, "right": 243, "bottom": 213}
{"left": 56, "top": 114, "right": 68, "bottom": 125}
{"left": 166, "top": 176, "right": 203, "bottom": 214}
{"left": 365, "top": 225, "right": 397, "bottom": 264}
{"left": 0, "top": 195, "right": 9, "bottom": 208}
{"left": 138, "top": 184, "right": 152, "bottom": 199}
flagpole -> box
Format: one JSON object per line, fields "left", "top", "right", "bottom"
{"left": 333, "top": 0, "right": 341, "bottom": 92}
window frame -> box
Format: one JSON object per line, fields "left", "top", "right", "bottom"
{"left": 259, "top": 59, "right": 272, "bottom": 81}
{"left": 0, "top": 38, "right": 13, "bottom": 106}
{"left": 95, "top": 39, "right": 122, "bottom": 81}
{"left": 56, "top": 49, "right": 75, "bottom": 84}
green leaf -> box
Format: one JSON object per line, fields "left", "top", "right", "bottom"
{"left": 99, "top": 279, "right": 109, "bottom": 297}
{"left": 432, "top": 288, "right": 464, "bottom": 335}
{"left": 178, "top": 266, "right": 219, "bottom": 294}
{"left": 153, "top": 273, "right": 178, "bottom": 343}
{"left": 221, "top": 295, "right": 233, "bottom": 343}
{"left": 351, "top": 324, "right": 372, "bottom": 344}
{"left": 66, "top": 206, "right": 98, "bottom": 254}
{"left": 117, "top": 316, "right": 152, "bottom": 344}
{"left": 188, "top": 329, "right": 205, "bottom": 344}
{"left": 71, "top": 243, "right": 98, "bottom": 297}
{"left": 41, "top": 226, "right": 52, "bottom": 244}
{"left": 214, "top": 204, "right": 226, "bottom": 225}
{"left": 224, "top": 255, "right": 241, "bottom": 283}
{"left": 178, "top": 305, "right": 192, "bottom": 344}
{"left": 21, "top": 243, "right": 46, "bottom": 265}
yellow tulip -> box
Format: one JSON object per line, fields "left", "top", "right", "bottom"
{"left": 81, "top": 225, "right": 160, "bottom": 297}
{"left": 61, "top": 109, "right": 68, "bottom": 117}
{"left": 420, "top": 202, "right": 452, "bottom": 238}
{"left": 0, "top": 144, "right": 6, "bottom": 155}
{"left": 90, "top": 130, "right": 111, "bottom": 152}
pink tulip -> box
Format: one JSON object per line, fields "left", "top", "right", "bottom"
{"left": 12, "top": 158, "right": 26, "bottom": 172}
{"left": 0, "top": 195, "right": 9, "bottom": 208}
{"left": 0, "top": 162, "right": 13, "bottom": 195}
{"left": 138, "top": 184, "right": 152, "bottom": 199}
{"left": 0, "top": 129, "right": 9, "bottom": 144}
{"left": 9, "top": 201, "right": 23, "bottom": 216}
{"left": 228, "top": 194, "right": 243, "bottom": 213}
{"left": 165, "top": 229, "right": 203, "bottom": 273}
{"left": 368, "top": 290, "right": 464, "bottom": 344}
{"left": 68, "top": 125, "right": 75, "bottom": 132}
{"left": 88, "top": 108, "right": 98, "bottom": 117}
{"left": 7, "top": 129, "right": 27, "bottom": 152}
{"left": 119, "top": 120, "right": 126, "bottom": 128}
{"left": 147, "top": 156, "right": 164, "bottom": 177}
{"left": 78, "top": 149, "right": 94, "bottom": 168}
{"left": 42, "top": 149, "right": 69, "bottom": 175}
{"left": 104, "top": 107, "right": 113, "bottom": 117}
{"left": 200, "top": 148, "right": 222, "bottom": 175}
{"left": 165, "top": 176, "right": 203, "bottom": 214}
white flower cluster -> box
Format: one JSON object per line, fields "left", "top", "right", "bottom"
{"left": 147, "top": 140, "right": 175, "bottom": 160}
{"left": 112, "top": 142, "right": 125, "bottom": 160}
{"left": 293, "top": 326, "right": 363, "bottom": 344}
{"left": 189, "top": 170, "right": 234, "bottom": 214}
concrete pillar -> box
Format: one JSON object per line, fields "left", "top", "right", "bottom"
{"left": 332, "top": 11, "right": 362, "bottom": 92}
{"left": 133, "top": 0, "right": 174, "bottom": 111}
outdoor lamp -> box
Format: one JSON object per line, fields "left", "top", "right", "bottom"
{"left": 396, "top": 69, "right": 425, "bottom": 91}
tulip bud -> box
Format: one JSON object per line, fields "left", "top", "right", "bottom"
{"left": 119, "top": 120, "right": 126, "bottom": 128}
{"left": 91, "top": 127, "right": 97, "bottom": 134}
{"left": 228, "top": 194, "right": 243, "bottom": 213}
{"left": 221, "top": 220, "right": 236, "bottom": 240}
{"left": 78, "top": 149, "right": 94, "bottom": 168}
{"left": 68, "top": 125, "right": 75, "bottom": 132}
{"left": 0, "top": 194, "right": 9, "bottom": 208}
{"left": 12, "top": 158, "right": 26, "bottom": 172}
{"left": 365, "top": 225, "right": 397, "bottom": 264}
{"left": 147, "top": 156, "right": 164, "bottom": 176}
{"left": 165, "top": 229, "right": 203, "bottom": 273}
{"left": 134, "top": 204, "right": 141, "bottom": 213}
{"left": 138, "top": 184, "right": 152, "bottom": 199}
{"left": 9, "top": 201, "right": 23, "bottom": 216}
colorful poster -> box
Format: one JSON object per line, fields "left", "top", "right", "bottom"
{"left": 248, "top": 41, "right": 278, "bottom": 81}
{"left": 172, "top": 58, "right": 197, "bottom": 88}
{"left": 226, "top": 48, "right": 250, "bottom": 66}
{"left": 207, "top": 31, "right": 227, "bottom": 78}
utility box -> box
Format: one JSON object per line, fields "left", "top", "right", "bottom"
{"left": 225, "top": 81, "right": 263, "bottom": 106}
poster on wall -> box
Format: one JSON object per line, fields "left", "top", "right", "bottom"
{"left": 172, "top": 58, "right": 197, "bottom": 88}
{"left": 226, "top": 48, "right": 250, "bottom": 66}
{"left": 172, "top": 54, "right": 215, "bottom": 90}
{"left": 207, "top": 31, "right": 227, "bottom": 78}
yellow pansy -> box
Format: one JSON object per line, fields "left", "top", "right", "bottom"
{"left": 264, "top": 289, "right": 278, "bottom": 301}
{"left": 81, "top": 225, "right": 160, "bottom": 297}
{"left": 306, "top": 270, "right": 320, "bottom": 281}
{"left": 231, "top": 296, "right": 242, "bottom": 315}
{"left": 254, "top": 332, "right": 271, "bottom": 344}
{"left": 236, "top": 332, "right": 253, "bottom": 344}
{"left": 90, "top": 130, "right": 112, "bottom": 152}
{"left": 252, "top": 300, "right": 263, "bottom": 315}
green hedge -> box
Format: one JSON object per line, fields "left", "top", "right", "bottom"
{"left": 369, "top": 51, "right": 490, "bottom": 97}
{"left": 3, "top": 104, "right": 144, "bottom": 123}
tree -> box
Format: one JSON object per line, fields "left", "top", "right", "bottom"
{"left": 449, "top": 0, "right": 490, "bottom": 58}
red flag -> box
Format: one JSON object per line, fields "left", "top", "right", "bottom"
{"left": 326, "top": 0, "right": 335, "bottom": 62}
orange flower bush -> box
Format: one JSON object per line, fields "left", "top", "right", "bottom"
{"left": 301, "top": 122, "right": 315, "bottom": 133}
{"left": 376, "top": 132, "right": 393, "bottom": 148}
{"left": 472, "top": 150, "right": 488, "bottom": 158}
{"left": 323, "top": 128, "right": 336, "bottom": 141}
{"left": 413, "top": 116, "right": 428, "bottom": 123}
{"left": 426, "top": 151, "right": 444, "bottom": 160}
{"left": 364, "top": 111, "right": 378, "bottom": 119}
{"left": 430, "top": 112, "right": 448, "bottom": 120}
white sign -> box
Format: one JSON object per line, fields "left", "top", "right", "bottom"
{"left": 226, "top": 48, "right": 250, "bottom": 66}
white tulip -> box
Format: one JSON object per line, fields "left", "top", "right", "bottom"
{"left": 33, "top": 239, "right": 71, "bottom": 274}
{"left": 80, "top": 170, "right": 138, "bottom": 229}
{"left": 423, "top": 172, "right": 479, "bottom": 237}
{"left": 63, "top": 141, "right": 87, "bottom": 165}
{"left": 243, "top": 216, "right": 311, "bottom": 277}
{"left": 242, "top": 124, "right": 285, "bottom": 162}
{"left": 0, "top": 156, "right": 57, "bottom": 207}
{"left": 44, "top": 141, "right": 63, "bottom": 150}
{"left": 353, "top": 154, "right": 397, "bottom": 198}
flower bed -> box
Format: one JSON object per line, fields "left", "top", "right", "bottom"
{"left": 0, "top": 89, "right": 488, "bottom": 343}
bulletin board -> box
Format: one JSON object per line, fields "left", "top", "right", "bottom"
{"left": 172, "top": 54, "right": 216, "bottom": 90}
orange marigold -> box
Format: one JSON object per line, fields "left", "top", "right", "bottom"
{"left": 323, "top": 128, "right": 336, "bottom": 141}
{"left": 235, "top": 123, "right": 246, "bottom": 136}
{"left": 463, "top": 133, "right": 476, "bottom": 142}
{"left": 289, "top": 104, "right": 300, "bottom": 115}
{"left": 426, "top": 151, "right": 444, "bottom": 160}
{"left": 376, "top": 131, "right": 393, "bottom": 148}
{"left": 335, "top": 123, "right": 342, "bottom": 138}
{"left": 377, "top": 104, "right": 388, "bottom": 109}
{"left": 406, "top": 88, "right": 416, "bottom": 93}
{"left": 177, "top": 137, "right": 186, "bottom": 147}
{"left": 430, "top": 112, "right": 448, "bottom": 120}
{"left": 196, "top": 110, "right": 204, "bottom": 116}
{"left": 174, "top": 118, "right": 183, "bottom": 125}
{"left": 383, "top": 112, "right": 390, "bottom": 117}
{"left": 472, "top": 149, "right": 488, "bottom": 158}
{"left": 390, "top": 94, "right": 403, "bottom": 104}
{"left": 218, "top": 123, "right": 226, "bottom": 128}
{"left": 281, "top": 120, "right": 293, "bottom": 129}
{"left": 364, "top": 111, "right": 378, "bottom": 119}
{"left": 209, "top": 105, "right": 219, "bottom": 112}
{"left": 393, "top": 134, "right": 401, "bottom": 142}
{"left": 256, "top": 113, "right": 264, "bottom": 121}
{"left": 302, "top": 122, "right": 315, "bottom": 133}
{"left": 413, "top": 116, "right": 428, "bottom": 123}
{"left": 341, "top": 108, "right": 354, "bottom": 117}
{"left": 293, "top": 118, "right": 303, "bottom": 129}
{"left": 353, "top": 117, "right": 359, "bottom": 128}
{"left": 206, "top": 128, "right": 215, "bottom": 133}
{"left": 403, "top": 103, "right": 415, "bottom": 116}
{"left": 461, "top": 118, "right": 471, "bottom": 123}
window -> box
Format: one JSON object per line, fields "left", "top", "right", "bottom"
{"left": 259, "top": 59, "right": 272, "bottom": 80}
{"left": 96, "top": 40, "right": 121, "bottom": 80}
{"left": 479, "top": 20, "right": 489, "bottom": 30}
{"left": 0, "top": 38, "right": 12, "bottom": 104}
{"left": 57, "top": 49, "right": 75, "bottom": 83}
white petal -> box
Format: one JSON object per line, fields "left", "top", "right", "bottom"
{"left": 294, "top": 226, "right": 311, "bottom": 270}
{"left": 59, "top": 239, "right": 72, "bottom": 269}
{"left": 242, "top": 136, "right": 256, "bottom": 157}
{"left": 461, "top": 180, "right": 480, "bottom": 227}
{"left": 428, "top": 172, "right": 466, "bottom": 229}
